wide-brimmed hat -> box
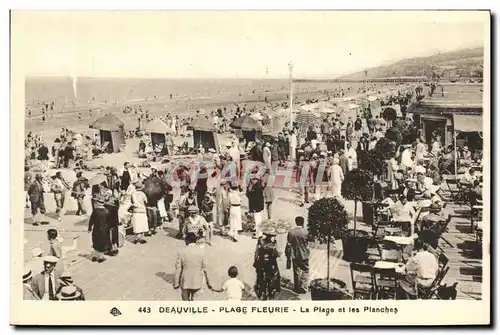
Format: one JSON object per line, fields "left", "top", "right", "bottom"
{"left": 42, "top": 255, "right": 58, "bottom": 264}
{"left": 58, "top": 271, "right": 74, "bottom": 285}
{"left": 261, "top": 226, "right": 277, "bottom": 236}
{"left": 463, "top": 146, "right": 469, "bottom": 151}
{"left": 23, "top": 269, "right": 33, "bottom": 282}
{"left": 208, "top": 148, "right": 216, "bottom": 153}
{"left": 32, "top": 247, "right": 43, "bottom": 258}
{"left": 188, "top": 205, "right": 199, "bottom": 213}
{"left": 134, "top": 182, "right": 145, "bottom": 191}
{"left": 56, "top": 286, "right": 81, "bottom": 301}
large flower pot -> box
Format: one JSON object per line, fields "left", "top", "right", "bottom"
{"left": 342, "top": 230, "right": 369, "bottom": 263}
{"left": 310, "top": 278, "right": 350, "bottom": 300}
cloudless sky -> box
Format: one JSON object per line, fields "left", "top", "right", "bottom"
{"left": 12, "top": 11, "right": 488, "bottom": 79}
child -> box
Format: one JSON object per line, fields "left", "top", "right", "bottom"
{"left": 214, "top": 266, "right": 245, "bottom": 301}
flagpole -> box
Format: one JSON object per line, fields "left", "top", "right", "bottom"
{"left": 288, "top": 62, "right": 294, "bottom": 125}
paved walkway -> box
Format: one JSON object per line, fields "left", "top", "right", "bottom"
{"left": 23, "top": 170, "right": 483, "bottom": 301}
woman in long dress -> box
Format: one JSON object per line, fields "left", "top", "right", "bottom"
{"left": 227, "top": 184, "right": 242, "bottom": 242}
{"left": 118, "top": 183, "right": 135, "bottom": 226}
{"left": 253, "top": 227, "right": 281, "bottom": 300}
{"left": 88, "top": 184, "right": 112, "bottom": 263}
{"left": 130, "top": 182, "right": 149, "bottom": 244}
{"left": 329, "top": 158, "right": 344, "bottom": 198}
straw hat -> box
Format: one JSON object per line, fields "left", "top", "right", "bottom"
{"left": 208, "top": 148, "right": 216, "bottom": 153}
{"left": 134, "top": 182, "right": 145, "bottom": 191}
{"left": 261, "top": 226, "right": 277, "bottom": 236}
{"left": 188, "top": 205, "right": 199, "bottom": 213}
{"left": 42, "top": 255, "right": 58, "bottom": 264}
{"left": 32, "top": 247, "right": 43, "bottom": 258}
{"left": 463, "top": 146, "right": 469, "bottom": 151}
{"left": 58, "top": 271, "right": 74, "bottom": 285}
{"left": 23, "top": 269, "right": 33, "bottom": 282}
{"left": 56, "top": 286, "right": 81, "bottom": 301}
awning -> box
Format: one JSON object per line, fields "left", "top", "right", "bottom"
{"left": 453, "top": 114, "right": 483, "bottom": 133}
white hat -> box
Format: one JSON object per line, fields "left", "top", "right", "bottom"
{"left": 42, "top": 255, "right": 59, "bottom": 264}
{"left": 32, "top": 247, "right": 43, "bottom": 257}
{"left": 463, "top": 146, "right": 469, "bottom": 151}
{"left": 23, "top": 269, "right": 33, "bottom": 282}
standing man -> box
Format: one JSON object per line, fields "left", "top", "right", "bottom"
{"left": 24, "top": 166, "right": 32, "bottom": 208}
{"left": 28, "top": 173, "right": 46, "bottom": 226}
{"left": 174, "top": 232, "right": 214, "bottom": 301}
{"left": 38, "top": 142, "right": 49, "bottom": 171}
{"left": 72, "top": 171, "right": 89, "bottom": 216}
{"left": 31, "top": 256, "right": 61, "bottom": 301}
{"left": 285, "top": 216, "right": 310, "bottom": 294}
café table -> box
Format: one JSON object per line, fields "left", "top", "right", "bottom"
{"left": 384, "top": 235, "right": 414, "bottom": 261}
{"left": 374, "top": 261, "right": 406, "bottom": 274}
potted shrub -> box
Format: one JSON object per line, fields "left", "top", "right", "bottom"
{"left": 385, "top": 127, "right": 403, "bottom": 148}
{"left": 341, "top": 168, "right": 374, "bottom": 262}
{"left": 359, "top": 150, "right": 386, "bottom": 225}
{"left": 308, "top": 197, "right": 350, "bottom": 300}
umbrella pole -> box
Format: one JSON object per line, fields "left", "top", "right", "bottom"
{"left": 454, "top": 130, "right": 458, "bottom": 179}
{"left": 289, "top": 62, "right": 294, "bottom": 125}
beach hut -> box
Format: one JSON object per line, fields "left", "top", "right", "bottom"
{"left": 89, "top": 114, "right": 126, "bottom": 153}
{"left": 144, "top": 118, "right": 173, "bottom": 154}
{"left": 230, "top": 116, "right": 263, "bottom": 142}
{"left": 191, "top": 117, "right": 219, "bottom": 153}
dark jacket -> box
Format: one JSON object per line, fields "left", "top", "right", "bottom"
{"left": 286, "top": 226, "right": 310, "bottom": 260}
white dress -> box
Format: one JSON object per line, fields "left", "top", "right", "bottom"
{"left": 130, "top": 190, "right": 149, "bottom": 234}
{"left": 329, "top": 165, "right": 344, "bottom": 197}
{"left": 228, "top": 191, "right": 242, "bottom": 232}
{"left": 118, "top": 184, "right": 135, "bottom": 225}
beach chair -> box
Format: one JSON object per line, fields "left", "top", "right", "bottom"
{"left": 373, "top": 267, "right": 398, "bottom": 300}
{"left": 350, "top": 262, "right": 376, "bottom": 300}
{"left": 94, "top": 141, "right": 110, "bottom": 157}
{"left": 417, "top": 266, "right": 450, "bottom": 299}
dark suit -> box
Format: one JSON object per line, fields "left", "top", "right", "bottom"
{"left": 286, "top": 226, "right": 310, "bottom": 293}
{"left": 28, "top": 180, "right": 45, "bottom": 216}
{"left": 31, "top": 271, "right": 60, "bottom": 300}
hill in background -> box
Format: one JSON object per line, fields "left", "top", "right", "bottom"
{"left": 337, "top": 47, "right": 483, "bottom": 81}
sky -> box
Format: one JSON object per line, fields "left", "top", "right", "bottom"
{"left": 11, "top": 11, "right": 489, "bottom": 79}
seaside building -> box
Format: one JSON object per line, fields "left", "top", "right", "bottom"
{"left": 411, "top": 84, "right": 483, "bottom": 150}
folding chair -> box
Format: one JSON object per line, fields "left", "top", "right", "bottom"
{"left": 365, "top": 236, "right": 383, "bottom": 262}
{"left": 471, "top": 205, "right": 483, "bottom": 233}
{"left": 417, "top": 266, "right": 450, "bottom": 299}
{"left": 437, "top": 253, "right": 449, "bottom": 270}
{"left": 445, "top": 179, "right": 465, "bottom": 204}
{"left": 350, "top": 263, "right": 376, "bottom": 300}
{"left": 373, "top": 267, "right": 398, "bottom": 300}
{"left": 379, "top": 240, "right": 401, "bottom": 263}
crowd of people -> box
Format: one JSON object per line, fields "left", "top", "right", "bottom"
{"left": 23, "top": 81, "right": 484, "bottom": 301}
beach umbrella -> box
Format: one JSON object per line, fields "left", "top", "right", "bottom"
{"left": 188, "top": 116, "right": 215, "bottom": 132}
{"left": 144, "top": 118, "right": 173, "bottom": 134}
{"left": 90, "top": 174, "right": 107, "bottom": 186}
{"left": 262, "top": 126, "right": 280, "bottom": 138}
{"left": 240, "top": 116, "right": 262, "bottom": 132}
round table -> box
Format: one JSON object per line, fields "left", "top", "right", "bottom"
{"left": 374, "top": 261, "right": 406, "bottom": 274}
{"left": 384, "top": 236, "right": 414, "bottom": 245}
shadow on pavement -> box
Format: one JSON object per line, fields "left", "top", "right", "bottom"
{"left": 155, "top": 272, "right": 175, "bottom": 286}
